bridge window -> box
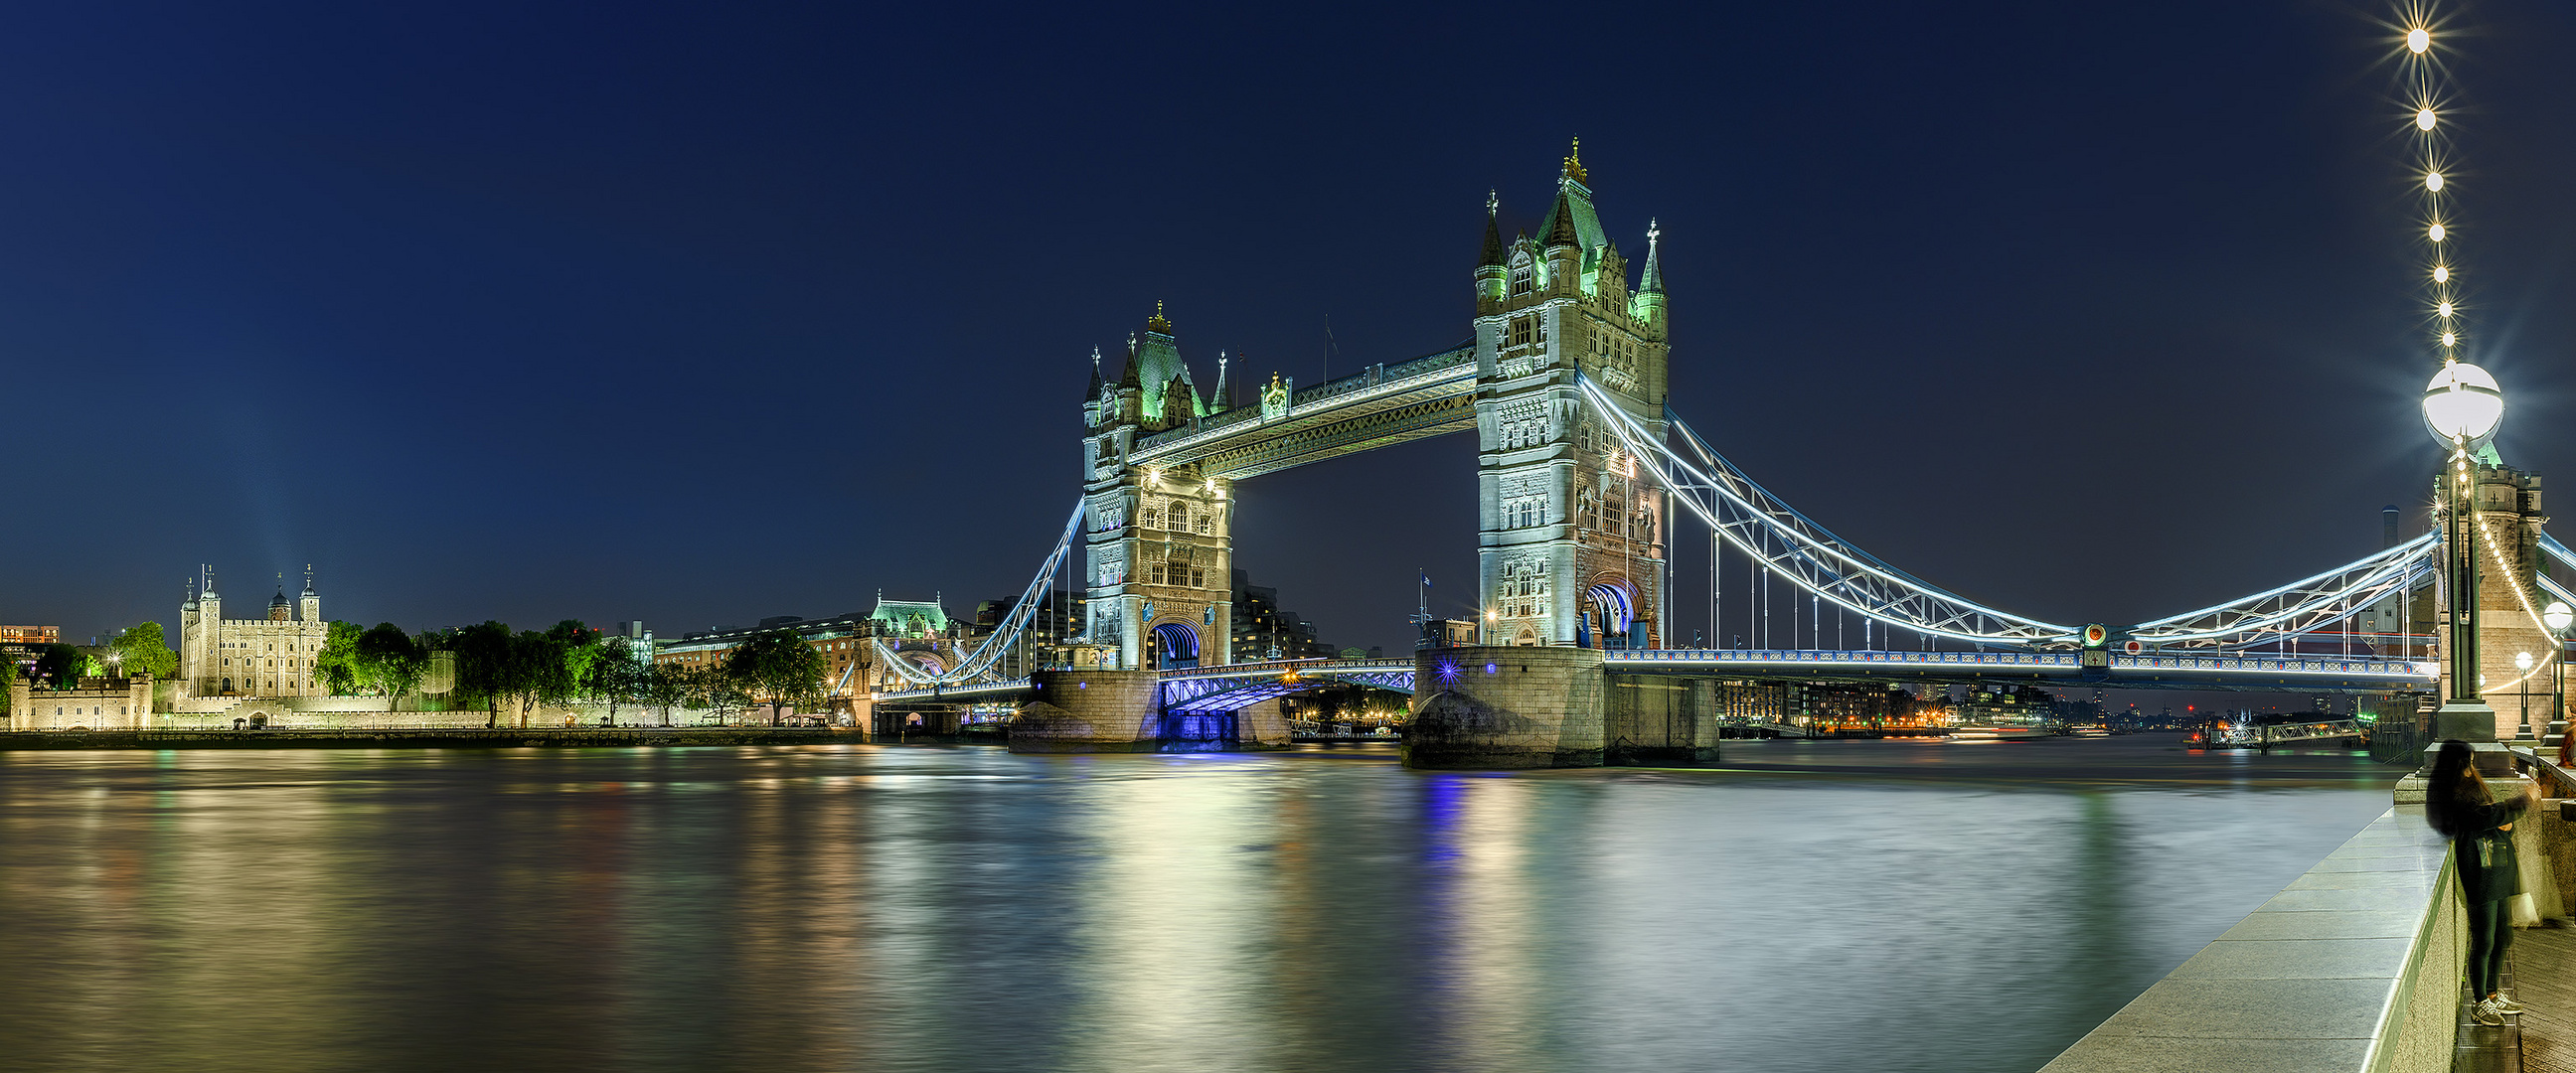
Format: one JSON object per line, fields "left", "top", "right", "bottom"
{"left": 1510, "top": 315, "right": 1532, "bottom": 349}
{"left": 1511, "top": 268, "right": 1532, "bottom": 298}
{"left": 1171, "top": 504, "right": 1189, "bottom": 530}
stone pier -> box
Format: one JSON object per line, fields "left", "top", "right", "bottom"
{"left": 1009, "top": 670, "right": 1163, "bottom": 753}
{"left": 1006, "top": 670, "right": 1290, "bottom": 753}
{"left": 1403, "top": 646, "right": 1720, "bottom": 769}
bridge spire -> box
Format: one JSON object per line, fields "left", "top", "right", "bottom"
{"left": 1639, "top": 218, "right": 1664, "bottom": 295}
{"left": 1479, "top": 191, "right": 1506, "bottom": 268}
{"left": 1561, "top": 136, "right": 1586, "bottom": 186}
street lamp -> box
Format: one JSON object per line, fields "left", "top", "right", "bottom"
{"left": 2515, "top": 651, "right": 2534, "bottom": 741}
{"left": 2546, "top": 601, "right": 2573, "bottom": 748}
{"left": 2422, "top": 362, "right": 2503, "bottom": 748}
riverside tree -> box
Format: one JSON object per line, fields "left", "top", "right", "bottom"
{"left": 106, "top": 623, "right": 179, "bottom": 679}
{"left": 32, "top": 644, "right": 85, "bottom": 688}
{"left": 354, "top": 624, "right": 428, "bottom": 709}
{"left": 724, "top": 628, "right": 828, "bottom": 725}
{"left": 316, "top": 621, "right": 366, "bottom": 694}
{"left": 582, "top": 637, "right": 640, "bottom": 722}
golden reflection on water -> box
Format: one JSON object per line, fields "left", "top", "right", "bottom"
{"left": 0, "top": 739, "right": 2395, "bottom": 1073}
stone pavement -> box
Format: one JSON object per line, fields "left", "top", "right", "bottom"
{"left": 2512, "top": 924, "right": 2575, "bottom": 1073}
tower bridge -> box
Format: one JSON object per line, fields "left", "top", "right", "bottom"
{"left": 875, "top": 144, "right": 2567, "bottom": 768}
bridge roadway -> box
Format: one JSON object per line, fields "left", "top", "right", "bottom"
{"left": 874, "top": 648, "right": 2436, "bottom": 707}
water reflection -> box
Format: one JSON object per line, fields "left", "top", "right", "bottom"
{"left": 0, "top": 737, "right": 2393, "bottom": 1072}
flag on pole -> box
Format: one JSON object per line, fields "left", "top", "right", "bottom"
{"left": 1420, "top": 571, "right": 1430, "bottom": 587}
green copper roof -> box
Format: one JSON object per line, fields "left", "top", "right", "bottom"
{"left": 1132, "top": 328, "right": 1204, "bottom": 423}
{"left": 870, "top": 597, "right": 948, "bottom": 635}
{"left": 1534, "top": 180, "right": 1606, "bottom": 255}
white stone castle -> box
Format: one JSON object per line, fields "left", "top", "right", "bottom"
{"left": 178, "top": 566, "right": 327, "bottom": 699}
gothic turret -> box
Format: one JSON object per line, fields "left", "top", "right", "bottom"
{"left": 1633, "top": 219, "right": 1667, "bottom": 330}
{"left": 1128, "top": 302, "right": 1203, "bottom": 432}
{"left": 1476, "top": 192, "right": 1508, "bottom": 310}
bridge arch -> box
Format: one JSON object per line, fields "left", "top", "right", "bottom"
{"left": 1151, "top": 621, "right": 1201, "bottom": 670}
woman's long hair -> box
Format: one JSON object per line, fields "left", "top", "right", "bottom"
{"left": 2426, "top": 738, "right": 2489, "bottom": 839}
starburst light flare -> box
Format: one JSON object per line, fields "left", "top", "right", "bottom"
{"left": 2398, "top": 5, "right": 2469, "bottom": 365}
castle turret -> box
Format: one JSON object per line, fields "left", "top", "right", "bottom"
{"left": 300, "top": 567, "right": 320, "bottom": 622}
{"left": 269, "top": 590, "right": 292, "bottom": 622}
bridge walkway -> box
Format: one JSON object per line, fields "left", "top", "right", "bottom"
{"left": 2487, "top": 923, "right": 2575, "bottom": 1073}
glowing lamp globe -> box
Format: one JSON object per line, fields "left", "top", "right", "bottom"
{"left": 2422, "top": 361, "right": 2503, "bottom": 449}
{"left": 2545, "top": 601, "right": 2573, "bottom": 633}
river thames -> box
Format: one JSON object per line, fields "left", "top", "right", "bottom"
{"left": 0, "top": 735, "right": 2397, "bottom": 1072}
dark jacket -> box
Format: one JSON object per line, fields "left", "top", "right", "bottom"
{"left": 2452, "top": 795, "right": 2528, "bottom": 905}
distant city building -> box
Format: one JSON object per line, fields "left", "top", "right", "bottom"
{"left": 608, "top": 620, "right": 654, "bottom": 663}
{"left": 1956, "top": 686, "right": 2054, "bottom": 728}
{"left": 178, "top": 566, "right": 327, "bottom": 699}
{"left": 1229, "top": 569, "right": 1331, "bottom": 660}
{"left": 0, "top": 624, "right": 59, "bottom": 668}
{"left": 1793, "top": 683, "right": 1917, "bottom": 730}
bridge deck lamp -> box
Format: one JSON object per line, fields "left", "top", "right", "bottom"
{"left": 2548, "top": 601, "right": 2573, "bottom": 747}
{"left": 2423, "top": 361, "right": 2503, "bottom": 750}
{"left": 2516, "top": 651, "right": 2535, "bottom": 741}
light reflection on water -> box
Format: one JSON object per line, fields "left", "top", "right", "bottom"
{"left": 0, "top": 738, "right": 2393, "bottom": 1072}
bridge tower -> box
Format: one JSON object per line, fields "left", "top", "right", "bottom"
{"left": 1079, "top": 305, "right": 1234, "bottom": 671}
{"left": 2436, "top": 457, "right": 2552, "bottom": 739}
{"left": 1474, "top": 143, "right": 1670, "bottom": 649}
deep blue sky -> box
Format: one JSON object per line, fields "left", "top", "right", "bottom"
{"left": 6, "top": 0, "right": 2575, "bottom": 657}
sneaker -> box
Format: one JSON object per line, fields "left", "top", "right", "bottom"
{"left": 2474, "top": 997, "right": 2507, "bottom": 1025}
{"left": 2492, "top": 994, "right": 2526, "bottom": 1014}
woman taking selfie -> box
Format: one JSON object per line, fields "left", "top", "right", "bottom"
{"left": 2425, "top": 739, "right": 2538, "bottom": 1025}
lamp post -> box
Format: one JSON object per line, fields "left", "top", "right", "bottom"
{"left": 2546, "top": 601, "right": 2573, "bottom": 748}
{"left": 2515, "top": 651, "right": 2534, "bottom": 741}
{"left": 2421, "top": 361, "right": 2503, "bottom": 752}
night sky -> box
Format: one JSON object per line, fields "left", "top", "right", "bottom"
{"left": 7, "top": 1, "right": 2576, "bottom": 676}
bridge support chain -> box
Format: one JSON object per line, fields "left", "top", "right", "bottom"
{"left": 1404, "top": 647, "right": 1721, "bottom": 769}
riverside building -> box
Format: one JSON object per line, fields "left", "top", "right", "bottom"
{"left": 178, "top": 566, "right": 327, "bottom": 699}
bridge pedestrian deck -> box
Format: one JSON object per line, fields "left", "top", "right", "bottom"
{"left": 2500, "top": 924, "right": 2575, "bottom": 1073}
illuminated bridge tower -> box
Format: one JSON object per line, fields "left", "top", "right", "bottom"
{"left": 1080, "top": 305, "right": 1234, "bottom": 670}
{"left": 1475, "top": 143, "right": 1670, "bottom": 648}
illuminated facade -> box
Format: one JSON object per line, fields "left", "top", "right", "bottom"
{"left": 1476, "top": 143, "right": 1670, "bottom": 648}
{"left": 178, "top": 567, "right": 327, "bottom": 699}
{"left": 1081, "top": 306, "right": 1234, "bottom": 670}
